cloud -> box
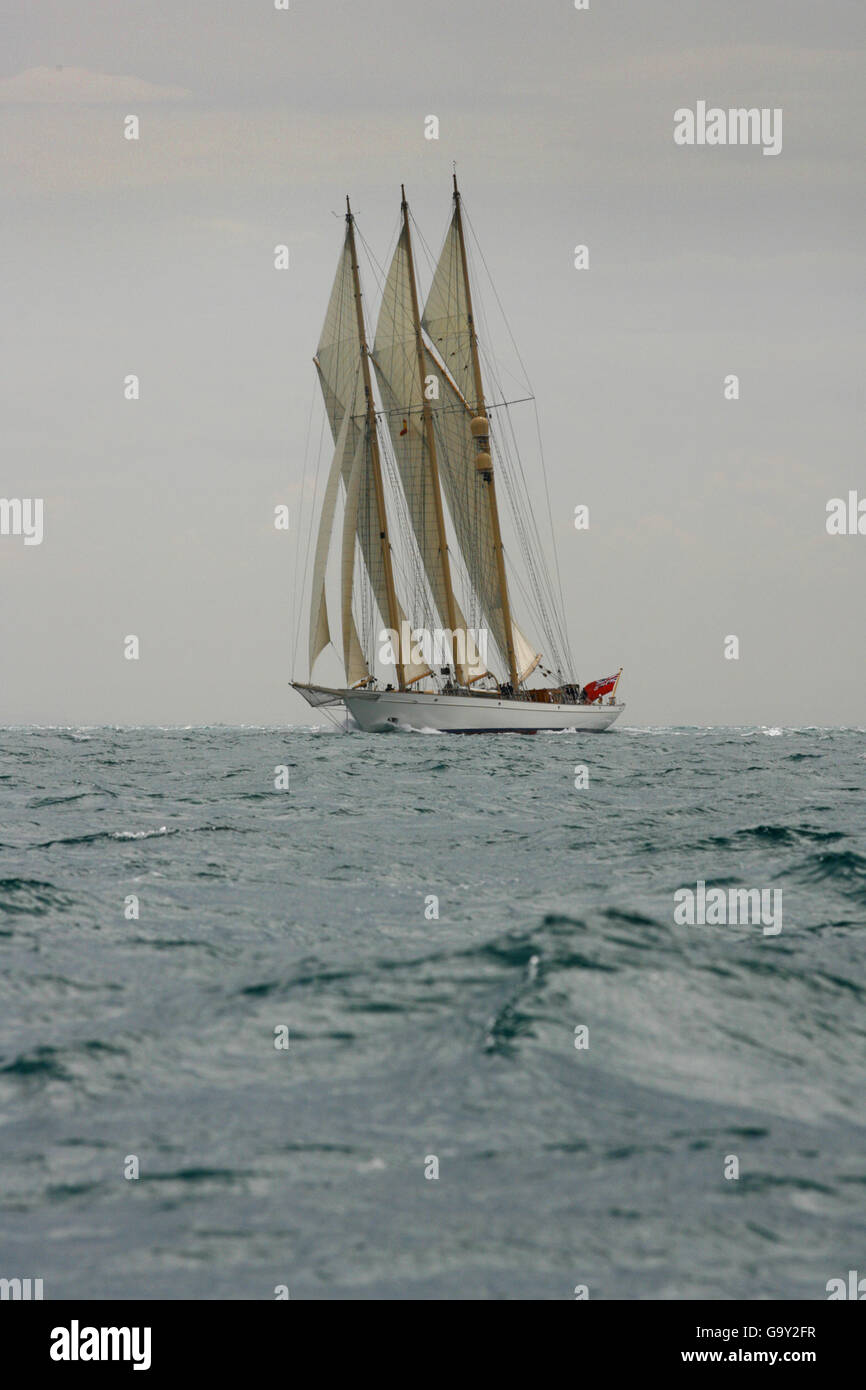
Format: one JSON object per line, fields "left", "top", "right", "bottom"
{"left": 0, "top": 66, "right": 191, "bottom": 105}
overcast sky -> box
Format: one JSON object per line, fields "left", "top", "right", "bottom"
{"left": 1, "top": 1, "right": 863, "bottom": 726}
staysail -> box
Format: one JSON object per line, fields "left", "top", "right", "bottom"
{"left": 420, "top": 345, "right": 541, "bottom": 681}
{"left": 421, "top": 212, "right": 476, "bottom": 408}
{"left": 422, "top": 189, "right": 539, "bottom": 689}
{"left": 315, "top": 228, "right": 395, "bottom": 673}
{"left": 340, "top": 430, "right": 372, "bottom": 686}
{"left": 372, "top": 222, "right": 453, "bottom": 630}
{"left": 308, "top": 370, "right": 356, "bottom": 675}
{"left": 342, "top": 424, "right": 429, "bottom": 686}
{"left": 373, "top": 211, "right": 491, "bottom": 682}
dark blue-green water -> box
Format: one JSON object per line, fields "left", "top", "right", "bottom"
{"left": 1, "top": 726, "right": 864, "bottom": 1300}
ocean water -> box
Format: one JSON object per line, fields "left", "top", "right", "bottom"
{"left": 1, "top": 725, "right": 864, "bottom": 1301}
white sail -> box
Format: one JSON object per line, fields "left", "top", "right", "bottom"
{"left": 373, "top": 225, "right": 490, "bottom": 682}
{"left": 340, "top": 431, "right": 370, "bottom": 686}
{"left": 513, "top": 621, "right": 542, "bottom": 682}
{"left": 421, "top": 212, "right": 476, "bottom": 408}
{"left": 372, "top": 226, "right": 453, "bottom": 629}
{"left": 420, "top": 348, "right": 541, "bottom": 681}
{"left": 341, "top": 428, "right": 430, "bottom": 687}
{"left": 316, "top": 234, "right": 364, "bottom": 479}
{"left": 345, "top": 622, "right": 369, "bottom": 687}
{"left": 420, "top": 216, "right": 521, "bottom": 674}
{"left": 308, "top": 379, "right": 356, "bottom": 675}
{"left": 315, "top": 233, "right": 394, "bottom": 655}
{"left": 416, "top": 352, "right": 494, "bottom": 667}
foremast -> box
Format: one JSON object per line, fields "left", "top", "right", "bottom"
{"left": 452, "top": 174, "right": 520, "bottom": 690}
{"left": 345, "top": 197, "right": 406, "bottom": 691}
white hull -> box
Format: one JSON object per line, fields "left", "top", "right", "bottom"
{"left": 341, "top": 688, "right": 624, "bottom": 733}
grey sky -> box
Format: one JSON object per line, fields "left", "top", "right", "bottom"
{"left": 1, "top": 1, "right": 863, "bottom": 726}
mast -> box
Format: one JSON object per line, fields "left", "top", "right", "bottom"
{"left": 345, "top": 197, "right": 406, "bottom": 691}
{"left": 451, "top": 174, "right": 520, "bottom": 689}
{"left": 400, "top": 185, "right": 464, "bottom": 684}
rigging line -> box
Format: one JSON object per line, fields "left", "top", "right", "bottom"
{"left": 356, "top": 218, "right": 398, "bottom": 310}
{"left": 497, "top": 397, "right": 567, "bottom": 644}
{"left": 494, "top": 430, "right": 557, "bottom": 664}
{"left": 462, "top": 202, "right": 532, "bottom": 394}
{"left": 463, "top": 238, "right": 569, "bottom": 673}
{"left": 499, "top": 398, "right": 570, "bottom": 668}
{"left": 318, "top": 699, "right": 350, "bottom": 735}
{"left": 457, "top": 214, "right": 564, "bottom": 664}
{"left": 357, "top": 216, "right": 394, "bottom": 281}
{"left": 370, "top": 395, "right": 536, "bottom": 420}
{"left": 478, "top": 336, "right": 531, "bottom": 400}
{"left": 493, "top": 402, "right": 568, "bottom": 677}
{"left": 507, "top": 548, "right": 548, "bottom": 647}
{"left": 531, "top": 398, "right": 574, "bottom": 672}
{"left": 290, "top": 370, "right": 324, "bottom": 677}
{"left": 463, "top": 203, "right": 574, "bottom": 674}
{"left": 408, "top": 207, "right": 439, "bottom": 285}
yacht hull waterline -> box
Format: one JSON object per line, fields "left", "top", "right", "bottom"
{"left": 293, "top": 684, "right": 624, "bottom": 733}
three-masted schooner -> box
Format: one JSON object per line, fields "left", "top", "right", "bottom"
{"left": 292, "top": 177, "right": 624, "bottom": 733}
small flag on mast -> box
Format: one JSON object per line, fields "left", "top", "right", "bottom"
{"left": 399, "top": 419, "right": 408, "bottom": 436}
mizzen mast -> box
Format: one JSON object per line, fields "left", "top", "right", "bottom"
{"left": 401, "top": 185, "right": 464, "bottom": 684}
{"left": 452, "top": 174, "right": 520, "bottom": 689}
{"left": 345, "top": 196, "right": 406, "bottom": 691}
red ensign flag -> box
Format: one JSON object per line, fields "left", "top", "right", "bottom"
{"left": 583, "top": 673, "right": 619, "bottom": 703}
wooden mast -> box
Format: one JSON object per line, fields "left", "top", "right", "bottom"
{"left": 451, "top": 174, "right": 520, "bottom": 690}
{"left": 401, "top": 185, "right": 465, "bottom": 685}
{"left": 345, "top": 197, "right": 406, "bottom": 690}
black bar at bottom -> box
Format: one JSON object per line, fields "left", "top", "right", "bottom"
{"left": 2, "top": 1298, "right": 861, "bottom": 1375}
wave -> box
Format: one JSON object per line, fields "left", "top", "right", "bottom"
{"left": 701, "top": 825, "right": 844, "bottom": 849}
{"left": 789, "top": 849, "right": 866, "bottom": 899}
{"left": 30, "top": 789, "right": 117, "bottom": 808}
{"left": 32, "top": 827, "right": 176, "bottom": 848}
{"left": 0, "top": 877, "right": 71, "bottom": 914}
{"left": 0, "top": 1039, "right": 126, "bottom": 1085}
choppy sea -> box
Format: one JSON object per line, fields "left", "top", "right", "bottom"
{"left": 1, "top": 725, "right": 864, "bottom": 1300}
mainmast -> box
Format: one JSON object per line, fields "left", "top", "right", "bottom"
{"left": 451, "top": 174, "right": 520, "bottom": 689}
{"left": 401, "top": 185, "right": 464, "bottom": 684}
{"left": 345, "top": 197, "right": 406, "bottom": 691}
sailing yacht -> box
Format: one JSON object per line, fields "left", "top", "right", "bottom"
{"left": 291, "top": 178, "right": 624, "bottom": 734}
